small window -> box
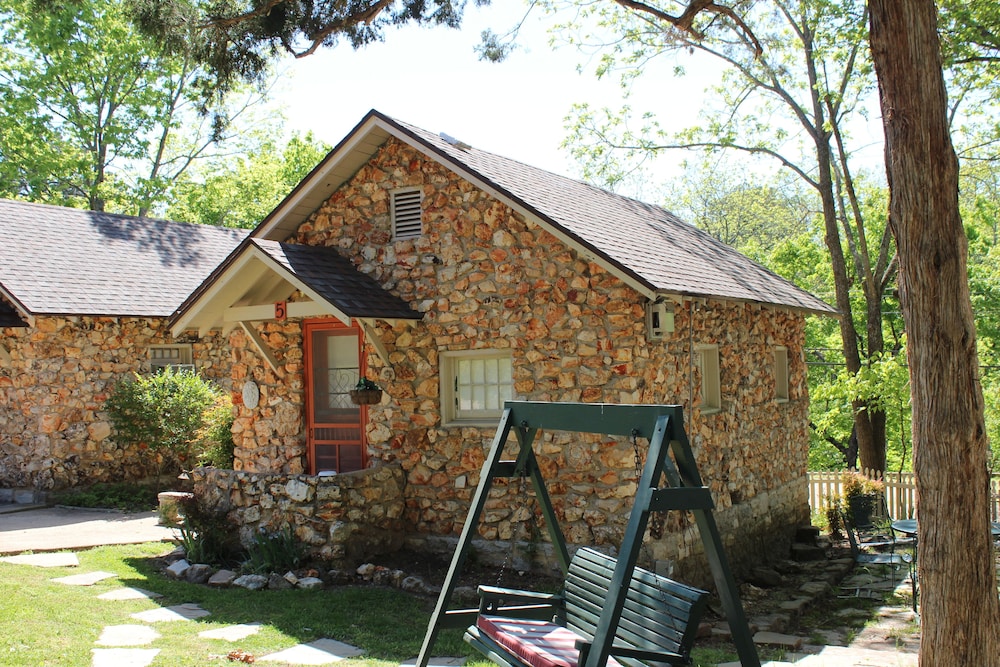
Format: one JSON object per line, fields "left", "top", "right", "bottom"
{"left": 149, "top": 344, "right": 194, "bottom": 373}
{"left": 441, "top": 350, "right": 513, "bottom": 425}
{"left": 392, "top": 187, "right": 423, "bottom": 239}
{"left": 695, "top": 345, "right": 721, "bottom": 413}
{"left": 775, "top": 346, "right": 789, "bottom": 402}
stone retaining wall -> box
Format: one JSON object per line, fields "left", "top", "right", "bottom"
{"left": 190, "top": 465, "right": 407, "bottom": 564}
{"left": 0, "top": 314, "right": 231, "bottom": 491}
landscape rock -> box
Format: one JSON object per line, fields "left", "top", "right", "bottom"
{"left": 185, "top": 564, "right": 213, "bottom": 585}
{"left": 327, "top": 569, "right": 355, "bottom": 585}
{"left": 297, "top": 577, "right": 324, "bottom": 590}
{"left": 208, "top": 570, "right": 237, "bottom": 587}
{"left": 748, "top": 566, "right": 783, "bottom": 588}
{"left": 233, "top": 574, "right": 268, "bottom": 591}
{"left": 268, "top": 573, "right": 293, "bottom": 590}
{"left": 165, "top": 559, "right": 190, "bottom": 579}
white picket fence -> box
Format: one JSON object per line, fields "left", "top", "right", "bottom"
{"left": 808, "top": 469, "right": 1000, "bottom": 521}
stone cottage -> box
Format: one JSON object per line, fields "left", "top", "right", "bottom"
{"left": 174, "top": 110, "right": 836, "bottom": 580}
{"left": 0, "top": 200, "right": 247, "bottom": 496}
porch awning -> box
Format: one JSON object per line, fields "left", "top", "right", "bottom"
{"left": 170, "top": 240, "right": 421, "bottom": 366}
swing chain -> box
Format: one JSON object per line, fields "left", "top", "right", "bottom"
{"left": 496, "top": 470, "right": 529, "bottom": 586}
{"left": 632, "top": 428, "right": 666, "bottom": 540}
{"left": 632, "top": 428, "right": 642, "bottom": 480}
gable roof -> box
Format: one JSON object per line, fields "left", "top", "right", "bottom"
{"left": 169, "top": 238, "right": 420, "bottom": 337}
{"left": 253, "top": 240, "right": 420, "bottom": 321}
{"left": 0, "top": 199, "right": 247, "bottom": 319}
{"left": 253, "top": 110, "right": 835, "bottom": 316}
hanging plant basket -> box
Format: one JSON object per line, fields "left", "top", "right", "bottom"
{"left": 349, "top": 388, "right": 382, "bottom": 405}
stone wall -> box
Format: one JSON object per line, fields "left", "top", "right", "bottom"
{"left": 0, "top": 313, "right": 232, "bottom": 491}
{"left": 190, "top": 465, "right": 406, "bottom": 564}
{"left": 224, "top": 137, "right": 813, "bottom": 581}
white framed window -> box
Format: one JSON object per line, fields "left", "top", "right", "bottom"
{"left": 775, "top": 345, "right": 789, "bottom": 402}
{"left": 149, "top": 344, "right": 194, "bottom": 373}
{"left": 391, "top": 187, "right": 423, "bottom": 239}
{"left": 695, "top": 344, "right": 721, "bottom": 413}
{"left": 441, "top": 350, "right": 513, "bottom": 425}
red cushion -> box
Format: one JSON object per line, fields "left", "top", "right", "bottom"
{"left": 476, "top": 616, "right": 622, "bottom": 667}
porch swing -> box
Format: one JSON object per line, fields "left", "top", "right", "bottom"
{"left": 415, "top": 401, "right": 761, "bottom": 667}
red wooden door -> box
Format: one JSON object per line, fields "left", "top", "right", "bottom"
{"left": 304, "top": 320, "right": 367, "bottom": 473}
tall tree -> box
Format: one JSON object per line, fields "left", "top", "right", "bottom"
{"left": 0, "top": 0, "right": 264, "bottom": 215}
{"left": 166, "top": 131, "right": 331, "bottom": 227}
{"left": 869, "top": 2, "right": 999, "bottom": 660}
{"left": 559, "top": 0, "right": 895, "bottom": 473}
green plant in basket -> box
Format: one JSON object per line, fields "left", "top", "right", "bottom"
{"left": 355, "top": 377, "right": 380, "bottom": 391}
{"left": 842, "top": 471, "right": 885, "bottom": 528}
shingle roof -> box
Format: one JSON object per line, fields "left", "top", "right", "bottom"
{"left": 252, "top": 240, "right": 420, "bottom": 320}
{"left": 256, "top": 110, "right": 834, "bottom": 315}
{"left": 0, "top": 199, "right": 247, "bottom": 317}
{"left": 389, "top": 116, "right": 835, "bottom": 315}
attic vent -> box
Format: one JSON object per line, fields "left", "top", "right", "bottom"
{"left": 392, "top": 188, "right": 423, "bottom": 240}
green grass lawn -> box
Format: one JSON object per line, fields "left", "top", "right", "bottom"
{"left": 0, "top": 542, "right": 738, "bottom": 666}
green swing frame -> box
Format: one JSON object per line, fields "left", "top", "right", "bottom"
{"left": 415, "top": 401, "right": 760, "bottom": 667}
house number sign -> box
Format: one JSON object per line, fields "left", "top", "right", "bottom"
{"left": 242, "top": 380, "right": 260, "bottom": 410}
{"left": 275, "top": 301, "right": 287, "bottom": 321}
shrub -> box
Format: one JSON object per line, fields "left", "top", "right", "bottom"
{"left": 177, "top": 494, "right": 243, "bottom": 566}
{"left": 193, "top": 394, "right": 235, "bottom": 468}
{"left": 243, "top": 526, "right": 304, "bottom": 574}
{"left": 54, "top": 482, "right": 158, "bottom": 512}
{"left": 104, "top": 367, "right": 223, "bottom": 480}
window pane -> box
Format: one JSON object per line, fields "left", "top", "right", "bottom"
{"left": 447, "top": 353, "right": 513, "bottom": 421}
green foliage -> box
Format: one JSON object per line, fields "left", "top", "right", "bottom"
{"left": 53, "top": 482, "right": 158, "bottom": 512}
{"left": 355, "top": 377, "right": 380, "bottom": 391}
{"left": 0, "top": 0, "right": 272, "bottom": 214}
{"left": 242, "top": 526, "right": 304, "bottom": 574}
{"left": 841, "top": 471, "right": 884, "bottom": 498}
{"left": 165, "top": 131, "right": 331, "bottom": 228}
{"left": 130, "top": 0, "right": 467, "bottom": 104}
{"left": 104, "top": 367, "right": 221, "bottom": 468}
{"left": 193, "top": 394, "right": 235, "bottom": 468}
{"left": 177, "top": 494, "right": 243, "bottom": 566}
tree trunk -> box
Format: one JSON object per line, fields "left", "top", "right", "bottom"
{"left": 869, "top": 1, "right": 999, "bottom": 663}
{"left": 816, "top": 138, "right": 886, "bottom": 474}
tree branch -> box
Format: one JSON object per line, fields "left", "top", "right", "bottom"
{"left": 608, "top": 0, "right": 763, "bottom": 56}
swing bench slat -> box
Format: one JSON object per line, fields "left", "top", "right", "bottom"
{"left": 465, "top": 547, "right": 709, "bottom": 667}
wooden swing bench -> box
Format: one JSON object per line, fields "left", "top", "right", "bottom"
{"left": 416, "top": 402, "right": 761, "bottom": 667}
{"left": 465, "top": 547, "right": 709, "bottom": 667}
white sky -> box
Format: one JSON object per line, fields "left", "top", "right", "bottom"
{"left": 267, "top": 2, "right": 886, "bottom": 200}
{"left": 269, "top": 2, "right": 717, "bottom": 190}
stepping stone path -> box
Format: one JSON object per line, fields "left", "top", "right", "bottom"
{"left": 97, "top": 587, "right": 163, "bottom": 601}
{"left": 6, "top": 553, "right": 468, "bottom": 666}
{"left": 260, "top": 638, "right": 365, "bottom": 664}
{"left": 52, "top": 570, "right": 116, "bottom": 586}
{"left": 1, "top": 552, "right": 79, "bottom": 567}
{"left": 96, "top": 625, "right": 161, "bottom": 646}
